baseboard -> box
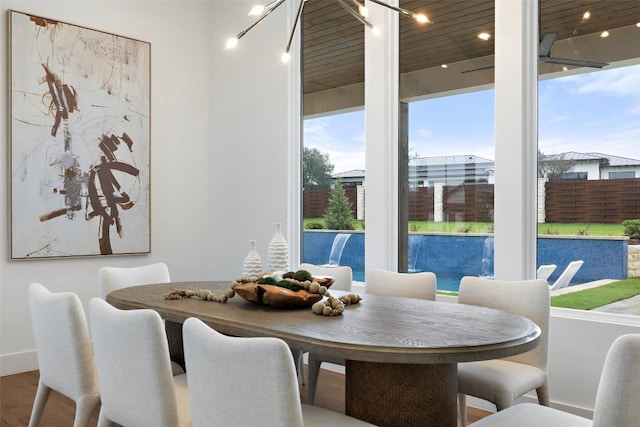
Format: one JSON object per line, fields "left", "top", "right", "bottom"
{"left": 465, "top": 394, "right": 594, "bottom": 420}
{"left": 1, "top": 350, "right": 38, "bottom": 376}
{"left": 518, "top": 394, "right": 594, "bottom": 419}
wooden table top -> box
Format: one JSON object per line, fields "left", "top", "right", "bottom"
{"left": 107, "top": 281, "right": 541, "bottom": 365}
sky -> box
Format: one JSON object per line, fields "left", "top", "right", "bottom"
{"left": 304, "top": 64, "right": 640, "bottom": 174}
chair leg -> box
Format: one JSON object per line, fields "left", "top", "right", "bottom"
{"left": 457, "top": 393, "right": 467, "bottom": 427}
{"left": 291, "top": 349, "right": 305, "bottom": 386}
{"left": 297, "top": 351, "right": 306, "bottom": 385}
{"left": 306, "top": 353, "right": 323, "bottom": 405}
{"left": 72, "top": 394, "right": 100, "bottom": 427}
{"left": 97, "top": 408, "right": 117, "bottom": 427}
{"left": 536, "top": 381, "right": 551, "bottom": 406}
{"left": 28, "top": 380, "right": 51, "bottom": 427}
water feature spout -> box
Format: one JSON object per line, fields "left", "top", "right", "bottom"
{"left": 480, "top": 237, "right": 494, "bottom": 278}
{"left": 408, "top": 235, "right": 424, "bottom": 273}
{"left": 324, "top": 233, "right": 351, "bottom": 266}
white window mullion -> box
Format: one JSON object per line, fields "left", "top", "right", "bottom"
{"left": 493, "top": 0, "right": 538, "bottom": 280}
{"left": 364, "top": 0, "right": 400, "bottom": 275}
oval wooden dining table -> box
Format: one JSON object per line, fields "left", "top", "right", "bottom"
{"left": 107, "top": 281, "right": 540, "bottom": 427}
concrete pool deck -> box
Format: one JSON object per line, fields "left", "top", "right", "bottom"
{"left": 552, "top": 279, "right": 640, "bottom": 316}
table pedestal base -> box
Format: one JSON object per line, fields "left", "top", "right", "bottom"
{"left": 166, "top": 320, "right": 185, "bottom": 369}
{"left": 345, "top": 360, "right": 457, "bottom": 427}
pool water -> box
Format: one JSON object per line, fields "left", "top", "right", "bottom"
{"left": 352, "top": 271, "right": 463, "bottom": 293}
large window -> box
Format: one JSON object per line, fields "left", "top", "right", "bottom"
{"left": 399, "top": 1, "right": 495, "bottom": 290}
{"left": 536, "top": 1, "right": 640, "bottom": 295}
{"left": 300, "top": 2, "right": 365, "bottom": 279}
{"left": 298, "top": 0, "right": 639, "bottom": 306}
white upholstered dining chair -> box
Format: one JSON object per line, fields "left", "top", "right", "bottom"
{"left": 365, "top": 268, "right": 437, "bottom": 299}
{"left": 97, "top": 262, "right": 183, "bottom": 375}
{"left": 28, "top": 282, "right": 100, "bottom": 427}
{"left": 98, "top": 262, "right": 171, "bottom": 299}
{"left": 470, "top": 333, "right": 640, "bottom": 427}
{"left": 88, "top": 298, "right": 191, "bottom": 427}
{"left": 182, "top": 317, "right": 373, "bottom": 427}
{"left": 306, "top": 268, "right": 437, "bottom": 405}
{"left": 298, "top": 263, "right": 353, "bottom": 291}
{"left": 457, "top": 276, "right": 551, "bottom": 427}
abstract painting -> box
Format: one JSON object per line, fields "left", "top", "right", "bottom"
{"left": 9, "top": 11, "right": 151, "bottom": 259}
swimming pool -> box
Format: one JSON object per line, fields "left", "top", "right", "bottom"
{"left": 353, "top": 271, "right": 464, "bottom": 292}
{"left": 303, "top": 231, "right": 629, "bottom": 287}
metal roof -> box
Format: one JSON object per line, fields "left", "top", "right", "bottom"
{"left": 333, "top": 169, "right": 365, "bottom": 178}
{"left": 412, "top": 155, "right": 494, "bottom": 167}
{"left": 332, "top": 152, "right": 639, "bottom": 178}
{"left": 550, "top": 151, "right": 640, "bottom": 167}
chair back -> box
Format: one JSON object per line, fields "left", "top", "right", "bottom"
{"left": 28, "top": 282, "right": 98, "bottom": 402}
{"left": 366, "top": 269, "right": 436, "bottom": 300}
{"left": 549, "top": 260, "right": 584, "bottom": 290}
{"left": 458, "top": 277, "right": 550, "bottom": 370}
{"left": 89, "top": 298, "right": 182, "bottom": 426}
{"left": 299, "top": 263, "right": 353, "bottom": 291}
{"left": 593, "top": 334, "right": 640, "bottom": 427}
{"left": 183, "top": 317, "right": 304, "bottom": 427}
{"left": 98, "top": 262, "right": 170, "bottom": 299}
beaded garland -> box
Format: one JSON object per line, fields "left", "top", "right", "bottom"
{"left": 164, "top": 270, "right": 362, "bottom": 316}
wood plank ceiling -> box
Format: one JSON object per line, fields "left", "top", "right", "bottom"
{"left": 302, "top": 0, "right": 640, "bottom": 95}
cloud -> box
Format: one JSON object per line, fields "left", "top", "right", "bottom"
{"left": 574, "top": 66, "right": 640, "bottom": 97}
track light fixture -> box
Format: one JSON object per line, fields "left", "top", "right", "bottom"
{"left": 225, "top": 0, "right": 430, "bottom": 63}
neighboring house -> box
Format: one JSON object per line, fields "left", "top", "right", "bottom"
{"left": 333, "top": 155, "right": 494, "bottom": 187}
{"left": 551, "top": 152, "right": 640, "bottom": 180}
{"left": 333, "top": 169, "right": 365, "bottom": 187}
{"left": 410, "top": 155, "right": 494, "bottom": 186}
{"left": 333, "top": 152, "right": 639, "bottom": 186}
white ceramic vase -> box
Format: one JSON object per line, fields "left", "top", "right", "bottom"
{"left": 242, "top": 240, "right": 263, "bottom": 279}
{"left": 268, "top": 223, "right": 289, "bottom": 272}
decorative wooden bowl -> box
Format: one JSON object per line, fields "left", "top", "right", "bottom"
{"left": 234, "top": 276, "right": 334, "bottom": 308}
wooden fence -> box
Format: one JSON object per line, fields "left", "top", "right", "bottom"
{"left": 303, "top": 187, "right": 358, "bottom": 218}
{"left": 408, "top": 187, "right": 434, "bottom": 221}
{"left": 443, "top": 184, "right": 494, "bottom": 222}
{"left": 304, "top": 178, "right": 640, "bottom": 223}
{"left": 545, "top": 178, "right": 640, "bottom": 223}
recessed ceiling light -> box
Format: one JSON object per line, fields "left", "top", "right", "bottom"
{"left": 600, "top": 31, "right": 610, "bottom": 38}
{"left": 582, "top": 10, "right": 591, "bottom": 21}
{"left": 441, "top": 64, "right": 448, "bottom": 69}
{"left": 477, "top": 32, "right": 491, "bottom": 41}
{"left": 636, "top": 22, "right": 640, "bottom": 28}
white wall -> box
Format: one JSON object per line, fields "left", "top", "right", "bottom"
{"left": 544, "top": 310, "right": 639, "bottom": 416}
{"left": 208, "top": 0, "right": 295, "bottom": 280}
{"left": 1, "top": 0, "right": 294, "bottom": 375}
{"left": 0, "top": 0, "right": 215, "bottom": 374}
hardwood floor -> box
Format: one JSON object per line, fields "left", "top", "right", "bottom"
{"left": 1, "top": 367, "right": 489, "bottom": 426}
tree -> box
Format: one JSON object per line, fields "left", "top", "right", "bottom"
{"left": 323, "top": 180, "right": 354, "bottom": 230}
{"left": 538, "top": 149, "right": 577, "bottom": 181}
{"left": 303, "top": 147, "right": 334, "bottom": 189}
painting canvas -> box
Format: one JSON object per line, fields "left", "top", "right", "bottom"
{"left": 9, "top": 11, "right": 151, "bottom": 259}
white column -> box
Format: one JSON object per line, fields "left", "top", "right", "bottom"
{"left": 434, "top": 183, "right": 444, "bottom": 223}
{"left": 286, "top": 1, "right": 302, "bottom": 268}
{"left": 356, "top": 185, "right": 365, "bottom": 220}
{"left": 537, "top": 178, "right": 547, "bottom": 223}
{"left": 364, "top": 0, "right": 399, "bottom": 274}
{"left": 493, "top": 0, "right": 538, "bottom": 280}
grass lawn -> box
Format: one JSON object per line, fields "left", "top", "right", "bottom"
{"left": 304, "top": 219, "right": 626, "bottom": 236}
{"left": 551, "top": 277, "right": 640, "bottom": 310}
